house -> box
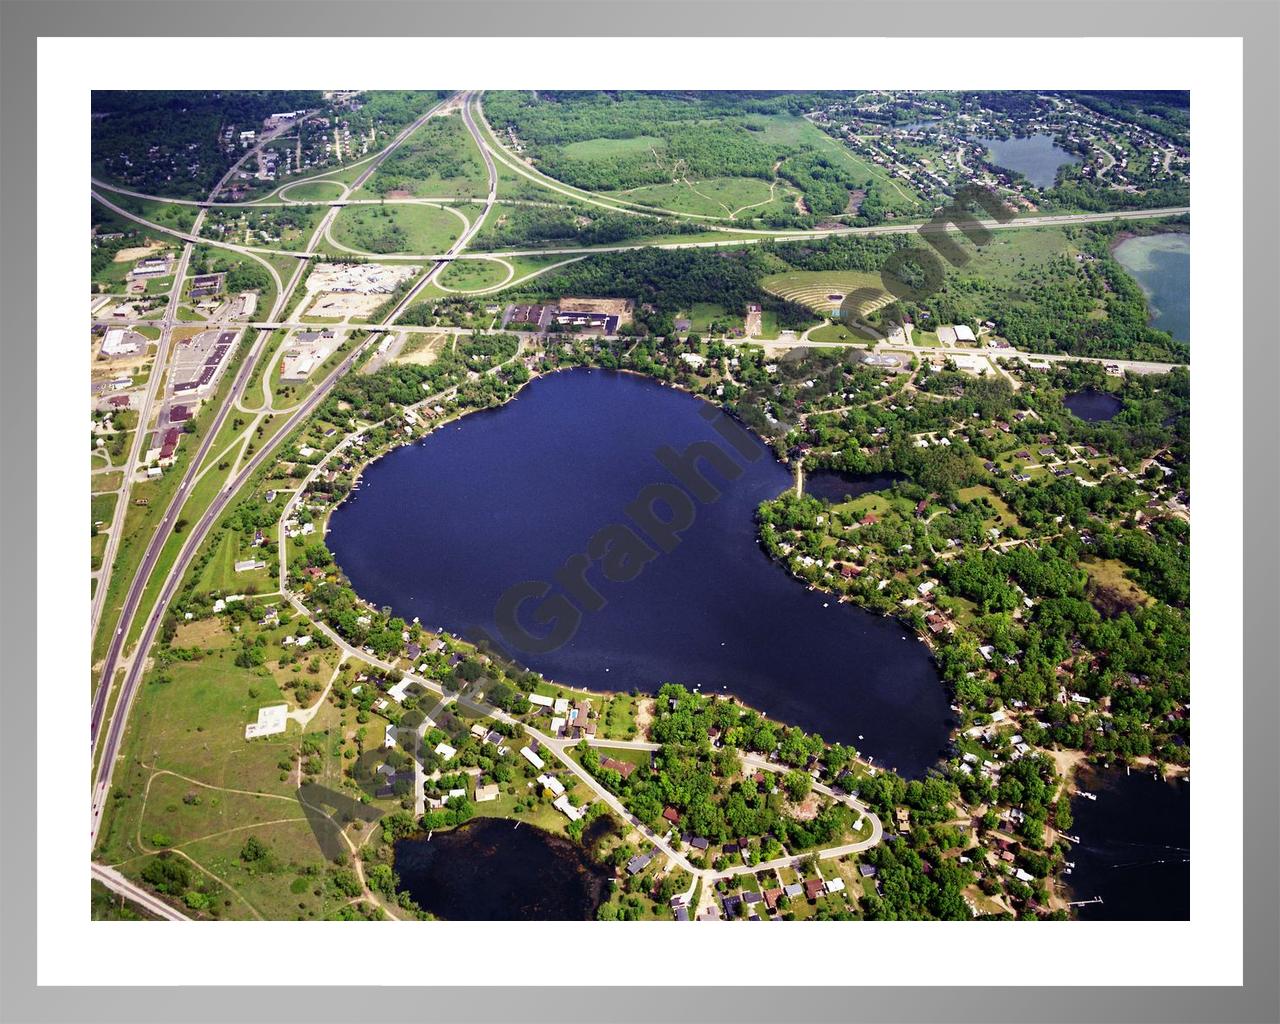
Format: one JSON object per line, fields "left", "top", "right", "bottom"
{"left": 552, "top": 794, "right": 585, "bottom": 821}
{"left": 783, "top": 882, "right": 805, "bottom": 899}
{"left": 895, "top": 807, "right": 911, "bottom": 833}
{"left": 662, "top": 806, "right": 680, "bottom": 825}
{"left": 527, "top": 693, "right": 554, "bottom": 709}
{"left": 434, "top": 742, "right": 457, "bottom": 761}
{"left": 804, "top": 878, "right": 825, "bottom": 900}
{"left": 626, "top": 850, "right": 655, "bottom": 876}
{"left": 601, "top": 756, "right": 636, "bottom": 779}
{"left": 825, "top": 877, "right": 846, "bottom": 895}
{"left": 925, "top": 612, "right": 951, "bottom": 636}
{"left": 763, "top": 887, "right": 783, "bottom": 911}
{"left": 684, "top": 835, "right": 709, "bottom": 851}
{"left": 383, "top": 723, "right": 398, "bottom": 749}
{"left": 858, "top": 863, "right": 878, "bottom": 878}
{"left": 537, "top": 773, "right": 566, "bottom": 798}
{"left": 406, "top": 642, "right": 421, "bottom": 660}
{"left": 520, "top": 746, "right": 545, "bottom": 770}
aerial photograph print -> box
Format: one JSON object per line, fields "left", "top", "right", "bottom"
{"left": 88, "top": 87, "right": 1191, "bottom": 925}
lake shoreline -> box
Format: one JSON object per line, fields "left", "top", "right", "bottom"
{"left": 320, "top": 363, "right": 954, "bottom": 776}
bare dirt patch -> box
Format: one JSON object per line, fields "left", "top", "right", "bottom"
{"left": 113, "top": 244, "right": 165, "bottom": 263}
{"left": 787, "top": 792, "right": 822, "bottom": 821}
{"left": 633, "top": 698, "right": 655, "bottom": 739}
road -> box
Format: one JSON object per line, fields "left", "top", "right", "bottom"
{"left": 88, "top": 127, "right": 288, "bottom": 639}
{"left": 90, "top": 335, "right": 375, "bottom": 843}
{"left": 89, "top": 242, "right": 195, "bottom": 637}
{"left": 373, "top": 90, "right": 498, "bottom": 323}
{"left": 91, "top": 863, "right": 191, "bottom": 922}
{"left": 90, "top": 93, "right": 466, "bottom": 845}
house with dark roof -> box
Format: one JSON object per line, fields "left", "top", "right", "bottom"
{"left": 625, "top": 850, "right": 655, "bottom": 876}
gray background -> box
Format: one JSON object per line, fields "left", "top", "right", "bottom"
{"left": 1, "top": 2, "right": 1276, "bottom": 1022}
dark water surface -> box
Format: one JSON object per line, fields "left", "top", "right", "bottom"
{"left": 1112, "top": 233, "right": 1191, "bottom": 343}
{"left": 1064, "top": 388, "right": 1123, "bottom": 422}
{"left": 978, "top": 133, "right": 1082, "bottom": 189}
{"left": 805, "top": 469, "right": 906, "bottom": 503}
{"left": 327, "top": 369, "right": 951, "bottom": 777}
{"left": 393, "top": 817, "right": 611, "bottom": 920}
{"left": 1067, "top": 766, "right": 1190, "bottom": 920}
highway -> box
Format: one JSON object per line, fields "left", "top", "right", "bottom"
{"left": 89, "top": 242, "right": 194, "bottom": 637}
{"left": 90, "top": 334, "right": 375, "bottom": 842}
{"left": 90, "top": 93, "right": 464, "bottom": 845}
{"left": 92, "top": 863, "right": 191, "bottom": 921}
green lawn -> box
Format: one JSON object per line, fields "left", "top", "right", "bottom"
{"left": 194, "top": 529, "right": 273, "bottom": 596}
{"left": 808, "top": 322, "right": 868, "bottom": 344}
{"left": 604, "top": 176, "right": 787, "bottom": 220}
{"left": 278, "top": 179, "right": 346, "bottom": 203}
{"left": 330, "top": 203, "right": 464, "bottom": 255}
{"left": 561, "top": 136, "right": 663, "bottom": 161}
{"left": 438, "top": 258, "right": 512, "bottom": 292}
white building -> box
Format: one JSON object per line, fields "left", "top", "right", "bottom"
{"left": 520, "top": 746, "right": 545, "bottom": 770}
{"left": 245, "top": 704, "right": 288, "bottom": 739}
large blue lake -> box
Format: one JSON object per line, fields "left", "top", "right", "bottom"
{"left": 978, "top": 133, "right": 1082, "bottom": 189}
{"left": 328, "top": 369, "right": 952, "bottom": 777}
{"left": 1113, "top": 233, "right": 1190, "bottom": 343}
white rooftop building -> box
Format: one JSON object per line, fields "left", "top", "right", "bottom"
{"left": 245, "top": 704, "right": 288, "bottom": 739}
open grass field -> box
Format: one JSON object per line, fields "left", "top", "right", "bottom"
{"left": 561, "top": 135, "right": 663, "bottom": 161}
{"left": 96, "top": 187, "right": 201, "bottom": 234}
{"left": 603, "top": 176, "right": 792, "bottom": 221}
{"left": 438, "top": 257, "right": 513, "bottom": 292}
{"left": 1084, "top": 556, "right": 1155, "bottom": 614}
{"left": 330, "top": 203, "right": 464, "bottom": 255}
{"left": 684, "top": 302, "right": 742, "bottom": 334}
{"left": 194, "top": 529, "right": 274, "bottom": 596}
{"left": 353, "top": 112, "right": 490, "bottom": 200}
{"left": 807, "top": 322, "right": 868, "bottom": 344}
{"left": 278, "top": 179, "right": 346, "bottom": 203}
{"left": 600, "top": 694, "right": 640, "bottom": 740}
{"left": 92, "top": 471, "right": 124, "bottom": 494}
{"left": 761, "top": 114, "right": 926, "bottom": 217}
{"left": 956, "top": 484, "right": 1019, "bottom": 528}
{"left": 761, "top": 269, "right": 893, "bottom": 318}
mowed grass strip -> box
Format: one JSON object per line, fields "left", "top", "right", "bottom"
{"left": 761, "top": 269, "right": 893, "bottom": 317}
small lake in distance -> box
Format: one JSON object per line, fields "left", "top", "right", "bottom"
{"left": 1063, "top": 388, "right": 1123, "bottom": 423}
{"left": 1112, "top": 233, "right": 1190, "bottom": 343}
{"left": 393, "top": 817, "right": 611, "bottom": 920}
{"left": 977, "top": 133, "right": 1082, "bottom": 189}
{"left": 327, "top": 369, "right": 952, "bottom": 778}
{"left": 804, "top": 469, "right": 906, "bottom": 503}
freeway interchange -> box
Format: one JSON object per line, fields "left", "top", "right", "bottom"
{"left": 89, "top": 90, "right": 1187, "bottom": 917}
